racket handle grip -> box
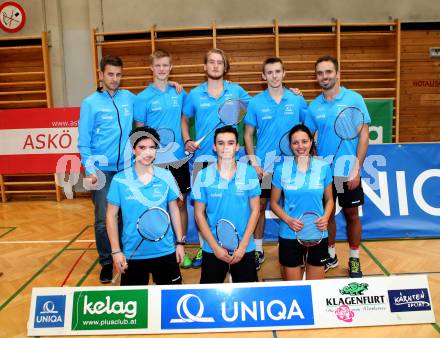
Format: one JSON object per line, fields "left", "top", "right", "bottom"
{"left": 111, "top": 272, "right": 121, "bottom": 285}
{"left": 184, "top": 138, "right": 203, "bottom": 156}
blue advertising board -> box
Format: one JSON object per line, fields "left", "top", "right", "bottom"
{"left": 185, "top": 143, "right": 440, "bottom": 241}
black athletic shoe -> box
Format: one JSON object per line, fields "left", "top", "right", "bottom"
{"left": 99, "top": 264, "right": 113, "bottom": 284}
{"left": 348, "top": 257, "right": 363, "bottom": 278}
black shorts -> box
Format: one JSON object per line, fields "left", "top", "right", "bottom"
{"left": 260, "top": 173, "right": 273, "bottom": 199}
{"left": 169, "top": 161, "right": 191, "bottom": 194}
{"left": 332, "top": 176, "right": 364, "bottom": 208}
{"left": 120, "top": 252, "right": 182, "bottom": 286}
{"left": 200, "top": 251, "right": 258, "bottom": 283}
{"left": 278, "top": 236, "right": 328, "bottom": 267}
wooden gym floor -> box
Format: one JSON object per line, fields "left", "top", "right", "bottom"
{"left": 0, "top": 198, "right": 438, "bottom": 337}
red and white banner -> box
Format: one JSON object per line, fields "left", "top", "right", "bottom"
{"left": 0, "top": 108, "right": 81, "bottom": 174}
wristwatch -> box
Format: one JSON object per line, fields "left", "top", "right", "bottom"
{"left": 175, "top": 236, "right": 186, "bottom": 246}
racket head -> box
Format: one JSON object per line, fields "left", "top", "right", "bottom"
{"left": 156, "top": 128, "right": 175, "bottom": 149}
{"left": 278, "top": 130, "right": 293, "bottom": 156}
{"left": 334, "top": 106, "right": 365, "bottom": 140}
{"left": 296, "top": 212, "right": 324, "bottom": 247}
{"left": 136, "top": 207, "right": 171, "bottom": 242}
{"left": 218, "top": 99, "right": 247, "bottom": 126}
{"left": 215, "top": 218, "right": 240, "bottom": 253}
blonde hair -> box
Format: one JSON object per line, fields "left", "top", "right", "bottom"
{"left": 150, "top": 49, "right": 172, "bottom": 65}
{"left": 204, "top": 48, "right": 230, "bottom": 73}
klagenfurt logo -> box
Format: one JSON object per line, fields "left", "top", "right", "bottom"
{"left": 34, "top": 295, "right": 66, "bottom": 328}
{"left": 388, "top": 288, "right": 431, "bottom": 312}
{"left": 71, "top": 290, "right": 148, "bottom": 331}
{"left": 161, "top": 286, "right": 314, "bottom": 329}
{"left": 325, "top": 282, "right": 387, "bottom": 322}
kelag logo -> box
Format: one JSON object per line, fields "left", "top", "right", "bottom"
{"left": 388, "top": 288, "right": 431, "bottom": 312}
{"left": 161, "top": 285, "right": 314, "bottom": 329}
{"left": 71, "top": 290, "right": 148, "bottom": 330}
{"left": 34, "top": 295, "right": 66, "bottom": 328}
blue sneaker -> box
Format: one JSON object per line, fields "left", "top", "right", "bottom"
{"left": 324, "top": 254, "right": 339, "bottom": 272}
{"left": 191, "top": 248, "right": 203, "bottom": 268}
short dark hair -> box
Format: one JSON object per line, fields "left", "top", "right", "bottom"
{"left": 288, "top": 124, "right": 316, "bottom": 155}
{"left": 129, "top": 126, "right": 160, "bottom": 149}
{"left": 315, "top": 55, "right": 339, "bottom": 73}
{"left": 204, "top": 48, "right": 230, "bottom": 74}
{"left": 262, "top": 57, "right": 284, "bottom": 73}
{"left": 214, "top": 125, "right": 238, "bottom": 143}
{"left": 100, "top": 55, "right": 123, "bottom": 72}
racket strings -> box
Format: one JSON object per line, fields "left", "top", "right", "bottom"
{"left": 297, "top": 213, "right": 322, "bottom": 242}
{"left": 279, "top": 132, "right": 292, "bottom": 156}
{"left": 219, "top": 100, "right": 247, "bottom": 125}
{"left": 216, "top": 220, "right": 239, "bottom": 251}
{"left": 137, "top": 208, "right": 170, "bottom": 241}
{"left": 334, "top": 107, "right": 364, "bottom": 140}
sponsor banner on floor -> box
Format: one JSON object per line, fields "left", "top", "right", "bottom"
{"left": 27, "top": 275, "right": 435, "bottom": 336}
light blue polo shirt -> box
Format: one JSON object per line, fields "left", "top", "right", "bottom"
{"left": 134, "top": 83, "right": 187, "bottom": 160}
{"left": 305, "top": 86, "right": 371, "bottom": 177}
{"left": 107, "top": 165, "right": 180, "bottom": 259}
{"left": 272, "top": 157, "right": 332, "bottom": 240}
{"left": 244, "top": 88, "right": 308, "bottom": 172}
{"left": 191, "top": 162, "right": 261, "bottom": 253}
{"left": 183, "top": 81, "right": 252, "bottom": 162}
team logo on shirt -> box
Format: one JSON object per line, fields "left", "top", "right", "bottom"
{"left": 284, "top": 104, "right": 294, "bottom": 115}
{"left": 121, "top": 104, "right": 131, "bottom": 116}
{"left": 210, "top": 193, "right": 222, "bottom": 198}
{"left": 171, "top": 96, "right": 179, "bottom": 107}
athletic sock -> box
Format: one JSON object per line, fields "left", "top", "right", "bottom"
{"left": 349, "top": 248, "right": 360, "bottom": 259}
{"left": 255, "top": 239, "right": 263, "bottom": 252}
{"left": 328, "top": 245, "right": 336, "bottom": 258}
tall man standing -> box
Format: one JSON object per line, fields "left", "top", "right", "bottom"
{"left": 134, "top": 49, "right": 192, "bottom": 269}
{"left": 182, "top": 48, "right": 252, "bottom": 268}
{"left": 78, "top": 55, "right": 135, "bottom": 283}
{"left": 305, "top": 55, "right": 370, "bottom": 278}
{"left": 244, "top": 57, "right": 308, "bottom": 271}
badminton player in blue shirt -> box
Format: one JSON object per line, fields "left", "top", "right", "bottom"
{"left": 78, "top": 55, "right": 135, "bottom": 283}
{"left": 134, "top": 49, "right": 193, "bottom": 269}
{"left": 106, "top": 126, "right": 184, "bottom": 286}
{"left": 192, "top": 126, "right": 261, "bottom": 283}
{"left": 305, "top": 55, "right": 371, "bottom": 278}
{"left": 182, "top": 48, "right": 252, "bottom": 267}
{"left": 244, "top": 57, "right": 308, "bottom": 271}
{"left": 271, "top": 124, "right": 334, "bottom": 280}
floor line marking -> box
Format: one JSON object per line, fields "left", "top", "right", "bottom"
{"left": 0, "top": 225, "right": 90, "bottom": 312}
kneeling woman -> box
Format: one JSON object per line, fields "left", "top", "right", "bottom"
{"left": 270, "top": 124, "right": 334, "bottom": 280}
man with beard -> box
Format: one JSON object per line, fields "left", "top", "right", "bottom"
{"left": 78, "top": 55, "right": 135, "bottom": 283}
{"left": 181, "top": 48, "right": 252, "bottom": 268}
{"left": 305, "top": 55, "right": 371, "bottom": 278}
